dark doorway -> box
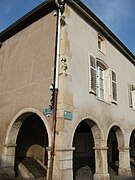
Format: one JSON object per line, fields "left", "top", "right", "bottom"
{"left": 130, "top": 130, "right": 135, "bottom": 175}
{"left": 15, "top": 114, "right": 48, "bottom": 176}
{"left": 73, "top": 121, "right": 95, "bottom": 179}
{"left": 107, "top": 128, "right": 119, "bottom": 175}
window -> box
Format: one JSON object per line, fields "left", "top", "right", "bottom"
{"left": 98, "top": 36, "right": 103, "bottom": 50}
{"left": 111, "top": 70, "right": 117, "bottom": 103}
{"left": 98, "top": 35, "right": 106, "bottom": 54}
{"left": 96, "top": 63, "right": 105, "bottom": 99}
{"left": 89, "top": 55, "right": 117, "bottom": 103}
{"left": 129, "top": 85, "right": 135, "bottom": 109}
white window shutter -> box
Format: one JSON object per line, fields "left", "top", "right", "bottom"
{"left": 129, "top": 85, "right": 133, "bottom": 107}
{"left": 104, "top": 68, "right": 111, "bottom": 102}
{"left": 111, "top": 70, "right": 117, "bottom": 104}
{"left": 132, "top": 90, "right": 135, "bottom": 110}
{"left": 132, "top": 86, "right": 135, "bottom": 110}
{"left": 89, "top": 55, "right": 96, "bottom": 94}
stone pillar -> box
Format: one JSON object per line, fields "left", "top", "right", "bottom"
{"left": 1, "top": 144, "right": 16, "bottom": 179}
{"left": 93, "top": 147, "right": 110, "bottom": 180}
{"left": 118, "top": 147, "right": 132, "bottom": 176}
{"left": 52, "top": 147, "right": 75, "bottom": 180}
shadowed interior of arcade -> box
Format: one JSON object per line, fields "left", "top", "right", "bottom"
{"left": 107, "top": 127, "right": 119, "bottom": 175}
{"left": 73, "top": 120, "right": 95, "bottom": 179}
{"left": 130, "top": 130, "right": 135, "bottom": 175}
{"left": 14, "top": 113, "right": 48, "bottom": 178}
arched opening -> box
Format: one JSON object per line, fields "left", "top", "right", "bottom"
{"left": 107, "top": 128, "right": 119, "bottom": 175}
{"left": 129, "top": 129, "right": 135, "bottom": 175}
{"left": 107, "top": 126, "right": 124, "bottom": 176}
{"left": 3, "top": 110, "right": 50, "bottom": 179}
{"left": 72, "top": 120, "right": 97, "bottom": 180}
{"left": 15, "top": 114, "right": 48, "bottom": 176}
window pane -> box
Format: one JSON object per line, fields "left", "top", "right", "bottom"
{"left": 98, "top": 40, "right": 101, "bottom": 50}
{"left": 96, "top": 64, "right": 105, "bottom": 99}
{"left": 90, "top": 55, "right": 96, "bottom": 68}
{"left": 100, "top": 89, "right": 104, "bottom": 99}
{"left": 112, "top": 71, "right": 116, "bottom": 82}
{"left": 100, "top": 68, "right": 103, "bottom": 78}
{"left": 100, "top": 79, "right": 104, "bottom": 89}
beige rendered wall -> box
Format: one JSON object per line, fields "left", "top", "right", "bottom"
{"left": 0, "top": 11, "right": 56, "bottom": 166}
{"left": 57, "top": 4, "right": 135, "bottom": 149}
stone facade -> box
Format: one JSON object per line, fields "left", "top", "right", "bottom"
{"left": 0, "top": 0, "right": 135, "bottom": 180}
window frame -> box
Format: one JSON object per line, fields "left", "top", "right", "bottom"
{"left": 111, "top": 70, "right": 117, "bottom": 104}
{"left": 89, "top": 55, "right": 117, "bottom": 104}
{"left": 96, "top": 63, "right": 105, "bottom": 99}
{"left": 98, "top": 34, "right": 106, "bottom": 54}
{"left": 129, "top": 84, "right": 135, "bottom": 109}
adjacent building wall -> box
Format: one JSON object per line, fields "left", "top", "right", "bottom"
{"left": 0, "top": 11, "right": 56, "bottom": 169}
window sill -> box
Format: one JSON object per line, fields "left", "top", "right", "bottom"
{"left": 96, "top": 97, "right": 111, "bottom": 105}
{"left": 130, "top": 107, "right": 135, "bottom": 112}
{"left": 98, "top": 48, "right": 106, "bottom": 55}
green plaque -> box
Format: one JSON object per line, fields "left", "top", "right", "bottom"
{"left": 64, "top": 111, "right": 72, "bottom": 120}
{"left": 43, "top": 108, "right": 53, "bottom": 115}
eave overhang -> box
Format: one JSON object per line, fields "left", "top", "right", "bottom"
{"left": 0, "top": 0, "right": 134, "bottom": 64}
{"left": 0, "top": 0, "right": 55, "bottom": 43}
{"left": 68, "top": 0, "right": 135, "bottom": 64}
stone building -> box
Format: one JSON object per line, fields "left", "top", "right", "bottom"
{"left": 0, "top": 0, "right": 135, "bottom": 179}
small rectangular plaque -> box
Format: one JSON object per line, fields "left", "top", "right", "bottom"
{"left": 43, "top": 108, "right": 53, "bottom": 115}
{"left": 64, "top": 111, "right": 72, "bottom": 120}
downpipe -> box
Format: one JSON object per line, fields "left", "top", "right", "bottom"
{"left": 47, "top": 1, "right": 65, "bottom": 180}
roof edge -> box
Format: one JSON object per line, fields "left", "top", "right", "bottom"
{"left": 0, "top": 0, "right": 55, "bottom": 42}
{"left": 0, "top": 0, "right": 134, "bottom": 63}
{"left": 68, "top": 0, "right": 135, "bottom": 63}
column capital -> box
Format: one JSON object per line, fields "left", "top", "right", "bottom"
{"left": 93, "top": 146, "right": 108, "bottom": 150}
{"left": 3, "top": 143, "right": 17, "bottom": 147}
{"left": 55, "top": 147, "right": 75, "bottom": 151}
{"left": 118, "top": 147, "right": 130, "bottom": 151}
{"left": 46, "top": 147, "right": 75, "bottom": 151}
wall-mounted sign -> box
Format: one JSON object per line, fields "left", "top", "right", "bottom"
{"left": 64, "top": 111, "right": 72, "bottom": 120}
{"left": 43, "top": 108, "right": 53, "bottom": 116}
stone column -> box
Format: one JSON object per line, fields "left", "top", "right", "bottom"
{"left": 52, "top": 147, "right": 75, "bottom": 180}
{"left": 1, "top": 143, "right": 16, "bottom": 179}
{"left": 93, "top": 147, "right": 110, "bottom": 180}
{"left": 118, "top": 147, "right": 132, "bottom": 176}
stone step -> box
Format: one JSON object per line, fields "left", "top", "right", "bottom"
{"left": 17, "top": 157, "right": 47, "bottom": 179}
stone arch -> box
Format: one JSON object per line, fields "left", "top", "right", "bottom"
{"left": 129, "top": 128, "right": 135, "bottom": 176}
{"left": 71, "top": 118, "right": 103, "bottom": 148}
{"left": 128, "top": 128, "right": 135, "bottom": 148}
{"left": 2, "top": 108, "right": 51, "bottom": 178}
{"left": 107, "top": 123, "right": 125, "bottom": 176}
{"left": 72, "top": 118, "right": 103, "bottom": 179}
{"left": 129, "top": 129, "right": 135, "bottom": 157}
{"left": 106, "top": 123, "right": 125, "bottom": 148}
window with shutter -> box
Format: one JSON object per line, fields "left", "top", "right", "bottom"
{"left": 132, "top": 90, "right": 135, "bottom": 110}
{"left": 129, "top": 85, "right": 135, "bottom": 109}
{"left": 129, "top": 85, "right": 133, "bottom": 107}
{"left": 111, "top": 70, "right": 117, "bottom": 103}
{"left": 89, "top": 55, "right": 96, "bottom": 94}
{"left": 96, "top": 66, "right": 104, "bottom": 99}
{"left": 89, "top": 55, "right": 117, "bottom": 104}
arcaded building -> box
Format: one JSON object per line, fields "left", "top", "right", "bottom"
{"left": 0, "top": 0, "right": 135, "bottom": 179}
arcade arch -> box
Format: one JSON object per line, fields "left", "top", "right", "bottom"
{"left": 72, "top": 118, "right": 106, "bottom": 179}
{"left": 2, "top": 108, "right": 51, "bottom": 178}
{"left": 107, "top": 125, "right": 131, "bottom": 177}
